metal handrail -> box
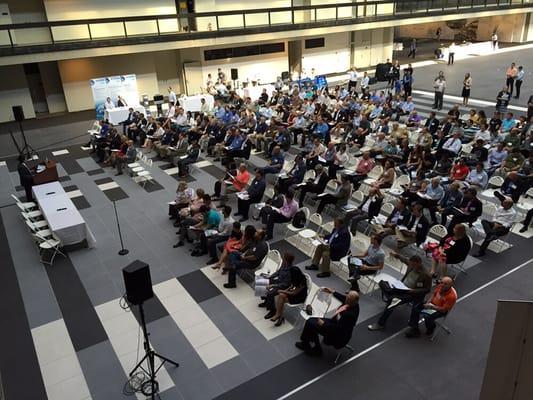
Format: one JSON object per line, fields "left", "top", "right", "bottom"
{"left": 0, "top": 0, "right": 530, "bottom": 55}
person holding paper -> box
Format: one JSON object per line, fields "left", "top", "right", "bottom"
{"left": 405, "top": 277, "right": 457, "bottom": 338}
{"left": 168, "top": 181, "right": 195, "bottom": 222}
{"left": 368, "top": 253, "right": 431, "bottom": 332}
{"left": 428, "top": 223, "right": 471, "bottom": 278}
{"left": 345, "top": 186, "right": 384, "bottom": 236}
{"left": 446, "top": 188, "right": 482, "bottom": 232}
{"left": 431, "top": 181, "right": 463, "bottom": 225}
{"left": 373, "top": 197, "right": 411, "bottom": 239}
{"left": 316, "top": 175, "right": 352, "bottom": 214}
{"left": 347, "top": 235, "right": 385, "bottom": 291}
{"left": 212, "top": 163, "right": 250, "bottom": 203}
{"left": 278, "top": 155, "right": 307, "bottom": 194}
{"left": 295, "top": 289, "right": 359, "bottom": 356}
{"left": 305, "top": 218, "right": 351, "bottom": 278}
{"left": 264, "top": 191, "right": 299, "bottom": 240}
{"left": 235, "top": 169, "right": 266, "bottom": 222}
{"left": 395, "top": 203, "right": 429, "bottom": 249}
{"left": 266, "top": 264, "right": 307, "bottom": 327}
{"left": 297, "top": 164, "right": 329, "bottom": 207}
{"left": 177, "top": 141, "right": 200, "bottom": 177}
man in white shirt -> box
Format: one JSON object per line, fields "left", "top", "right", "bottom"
{"left": 360, "top": 72, "right": 370, "bottom": 91}
{"left": 348, "top": 67, "right": 359, "bottom": 92}
{"left": 200, "top": 98, "right": 211, "bottom": 114}
{"left": 104, "top": 97, "right": 115, "bottom": 111}
{"left": 473, "top": 197, "right": 516, "bottom": 257}
{"left": 442, "top": 131, "right": 462, "bottom": 157}
{"left": 168, "top": 87, "right": 177, "bottom": 104}
{"left": 433, "top": 75, "right": 446, "bottom": 110}
{"left": 514, "top": 66, "right": 524, "bottom": 99}
{"left": 447, "top": 42, "right": 456, "bottom": 65}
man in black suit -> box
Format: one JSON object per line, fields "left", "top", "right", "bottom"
{"left": 424, "top": 111, "right": 440, "bottom": 135}
{"left": 305, "top": 218, "right": 351, "bottom": 278}
{"left": 344, "top": 186, "right": 383, "bottom": 235}
{"left": 395, "top": 203, "right": 429, "bottom": 249}
{"left": 447, "top": 187, "right": 483, "bottom": 232}
{"left": 236, "top": 169, "right": 266, "bottom": 222}
{"left": 296, "top": 288, "right": 359, "bottom": 356}
{"left": 17, "top": 155, "right": 34, "bottom": 202}
{"left": 296, "top": 164, "right": 329, "bottom": 207}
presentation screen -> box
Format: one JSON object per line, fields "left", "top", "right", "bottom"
{"left": 90, "top": 74, "right": 139, "bottom": 119}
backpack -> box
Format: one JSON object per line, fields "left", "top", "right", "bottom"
{"left": 292, "top": 210, "right": 307, "bottom": 228}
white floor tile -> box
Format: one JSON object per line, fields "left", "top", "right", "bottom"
{"left": 45, "top": 374, "right": 91, "bottom": 400}
{"left": 195, "top": 336, "right": 238, "bottom": 369}
{"left": 41, "top": 354, "right": 84, "bottom": 387}
{"left": 164, "top": 167, "right": 180, "bottom": 175}
{"left": 52, "top": 149, "right": 70, "bottom": 156}
{"left": 66, "top": 190, "right": 83, "bottom": 199}
{"left": 98, "top": 181, "right": 120, "bottom": 191}
{"left": 81, "top": 146, "right": 92, "bottom": 150}
{"left": 155, "top": 279, "right": 238, "bottom": 368}
{"left": 0, "top": 161, "right": 6, "bottom": 167}
{"left": 194, "top": 160, "right": 212, "bottom": 168}
{"left": 153, "top": 279, "right": 186, "bottom": 299}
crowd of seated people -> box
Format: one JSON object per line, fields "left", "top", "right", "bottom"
{"left": 90, "top": 67, "right": 532, "bottom": 351}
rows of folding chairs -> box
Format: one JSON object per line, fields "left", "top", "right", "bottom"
{"left": 127, "top": 151, "right": 154, "bottom": 187}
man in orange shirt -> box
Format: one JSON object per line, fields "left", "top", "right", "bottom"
{"left": 213, "top": 163, "right": 250, "bottom": 204}
{"left": 405, "top": 276, "right": 457, "bottom": 338}
{"left": 505, "top": 62, "right": 518, "bottom": 96}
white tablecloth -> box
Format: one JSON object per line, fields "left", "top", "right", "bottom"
{"left": 105, "top": 105, "right": 146, "bottom": 125}
{"left": 32, "top": 182, "right": 96, "bottom": 248}
{"left": 179, "top": 94, "right": 214, "bottom": 112}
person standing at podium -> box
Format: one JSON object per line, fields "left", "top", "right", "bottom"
{"left": 17, "top": 155, "right": 34, "bottom": 202}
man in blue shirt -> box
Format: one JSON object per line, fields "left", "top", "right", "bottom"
{"left": 262, "top": 146, "right": 285, "bottom": 175}
{"left": 311, "top": 115, "right": 329, "bottom": 142}
{"left": 500, "top": 112, "right": 516, "bottom": 133}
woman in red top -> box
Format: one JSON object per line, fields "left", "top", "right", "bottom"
{"left": 449, "top": 158, "right": 469, "bottom": 181}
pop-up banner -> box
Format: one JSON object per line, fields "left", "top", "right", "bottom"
{"left": 90, "top": 74, "right": 138, "bottom": 119}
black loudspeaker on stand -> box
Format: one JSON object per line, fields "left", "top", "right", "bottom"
{"left": 122, "top": 261, "right": 179, "bottom": 398}
{"left": 12, "top": 105, "right": 38, "bottom": 160}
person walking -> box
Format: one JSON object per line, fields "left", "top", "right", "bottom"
{"left": 514, "top": 66, "right": 524, "bottom": 99}
{"left": 447, "top": 42, "right": 456, "bottom": 65}
{"left": 462, "top": 73, "right": 472, "bottom": 106}
{"left": 407, "top": 38, "right": 417, "bottom": 59}
{"left": 347, "top": 67, "right": 358, "bottom": 93}
{"left": 433, "top": 72, "right": 446, "bottom": 110}
{"left": 491, "top": 31, "right": 498, "bottom": 50}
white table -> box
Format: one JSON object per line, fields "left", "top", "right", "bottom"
{"left": 32, "top": 182, "right": 96, "bottom": 248}
{"left": 105, "top": 105, "right": 146, "bottom": 125}
{"left": 179, "top": 94, "right": 214, "bottom": 112}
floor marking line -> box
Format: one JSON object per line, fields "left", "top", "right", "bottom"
{"left": 276, "top": 258, "right": 533, "bottom": 400}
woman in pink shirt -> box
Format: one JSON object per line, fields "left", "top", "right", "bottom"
{"left": 264, "top": 191, "right": 299, "bottom": 240}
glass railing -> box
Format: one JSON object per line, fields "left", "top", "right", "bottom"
{"left": 0, "top": 0, "right": 530, "bottom": 54}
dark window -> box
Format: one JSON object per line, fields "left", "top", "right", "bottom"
{"left": 204, "top": 42, "right": 284, "bottom": 61}
{"left": 304, "top": 38, "right": 325, "bottom": 49}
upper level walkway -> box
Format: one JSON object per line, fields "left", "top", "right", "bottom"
{"left": 0, "top": 0, "right": 531, "bottom": 61}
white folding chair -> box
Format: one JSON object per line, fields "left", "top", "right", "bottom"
{"left": 11, "top": 194, "right": 37, "bottom": 211}
{"left": 296, "top": 213, "right": 323, "bottom": 252}
{"left": 299, "top": 287, "right": 332, "bottom": 322}
{"left": 286, "top": 273, "right": 314, "bottom": 327}
{"left": 254, "top": 250, "right": 282, "bottom": 277}
{"left": 425, "top": 311, "right": 453, "bottom": 342}
{"left": 34, "top": 232, "right": 66, "bottom": 266}
{"left": 481, "top": 176, "right": 504, "bottom": 199}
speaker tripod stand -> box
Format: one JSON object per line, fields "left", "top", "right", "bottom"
{"left": 17, "top": 120, "right": 38, "bottom": 161}
{"left": 129, "top": 302, "right": 179, "bottom": 398}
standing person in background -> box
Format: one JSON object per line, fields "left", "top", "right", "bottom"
{"left": 17, "top": 155, "right": 34, "bottom": 202}
{"left": 347, "top": 67, "right": 358, "bottom": 93}
{"left": 402, "top": 70, "right": 413, "bottom": 100}
{"left": 447, "top": 42, "right": 456, "bottom": 65}
{"left": 505, "top": 62, "right": 518, "bottom": 96}
{"left": 496, "top": 87, "right": 510, "bottom": 113}
{"left": 436, "top": 27, "right": 441, "bottom": 41}
{"left": 433, "top": 73, "right": 446, "bottom": 110}
{"left": 360, "top": 71, "right": 370, "bottom": 92}
{"left": 168, "top": 87, "right": 177, "bottom": 105}
{"left": 514, "top": 66, "right": 524, "bottom": 99}
{"left": 462, "top": 73, "right": 472, "bottom": 106}
{"left": 491, "top": 31, "right": 498, "bottom": 50}
{"left": 408, "top": 38, "right": 417, "bottom": 58}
